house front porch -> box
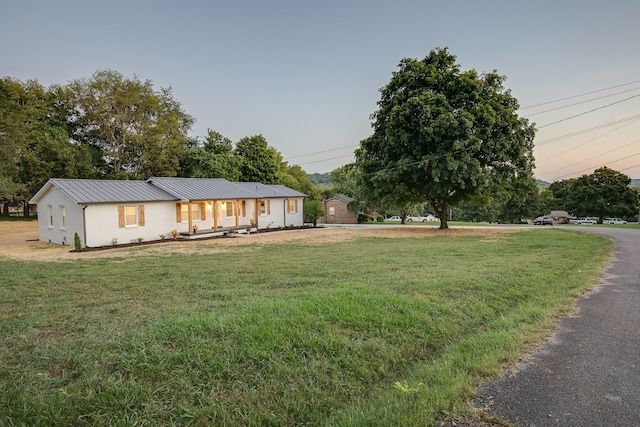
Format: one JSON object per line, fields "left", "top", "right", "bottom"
{"left": 179, "top": 225, "right": 258, "bottom": 240}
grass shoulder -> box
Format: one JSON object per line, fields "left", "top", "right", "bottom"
{"left": 0, "top": 228, "right": 613, "bottom": 425}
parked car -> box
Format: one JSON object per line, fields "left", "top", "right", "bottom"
{"left": 387, "top": 216, "right": 402, "bottom": 221}
{"left": 603, "top": 217, "right": 627, "bottom": 224}
{"left": 406, "top": 215, "right": 430, "bottom": 222}
{"left": 569, "top": 217, "right": 597, "bottom": 225}
{"left": 534, "top": 215, "right": 553, "bottom": 225}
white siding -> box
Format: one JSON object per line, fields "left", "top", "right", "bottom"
{"left": 257, "top": 197, "right": 304, "bottom": 229}
{"left": 84, "top": 201, "right": 178, "bottom": 247}
{"left": 35, "top": 187, "right": 84, "bottom": 247}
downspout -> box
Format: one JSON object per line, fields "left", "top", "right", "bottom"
{"left": 82, "top": 204, "right": 88, "bottom": 248}
{"left": 284, "top": 198, "right": 288, "bottom": 227}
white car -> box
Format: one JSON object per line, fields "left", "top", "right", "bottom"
{"left": 570, "top": 217, "right": 597, "bottom": 225}
{"left": 387, "top": 216, "right": 402, "bottom": 221}
{"left": 603, "top": 217, "right": 627, "bottom": 225}
{"left": 406, "top": 215, "right": 430, "bottom": 222}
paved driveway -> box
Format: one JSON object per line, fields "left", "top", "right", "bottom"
{"left": 474, "top": 227, "right": 640, "bottom": 426}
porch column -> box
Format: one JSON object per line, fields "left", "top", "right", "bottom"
{"left": 213, "top": 201, "right": 219, "bottom": 230}
{"left": 234, "top": 200, "right": 239, "bottom": 227}
{"left": 254, "top": 199, "right": 258, "bottom": 228}
{"left": 188, "top": 201, "right": 193, "bottom": 232}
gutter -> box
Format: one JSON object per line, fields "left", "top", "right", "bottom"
{"left": 82, "top": 204, "right": 88, "bottom": 248}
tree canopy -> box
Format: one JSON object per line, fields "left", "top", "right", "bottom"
{"left": 1, "top": 70, "right": 325, "bottom": 214}
{"left": 548, "top": 167, "right": 639, "bottom": 220}
{"left": 63, "top": 70, "right": 195, "bottom": 179}
{"left": 355, "top": 48, "right": 536, "bottom": 228}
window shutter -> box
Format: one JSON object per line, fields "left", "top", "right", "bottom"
{"left": 200, "top": 202, "right": 206, "bottom": 220}
{"left": 295, "top": 199, "right": 298, "bottom": 213}
{"left": 138, "top": 205, "right": 145, "bottom": 226}
{"left": 242, "top": 200, "right": 246, "bottom": 217}
{"left": 176, "top": 203, "right": 181, "bottom": 223}
{"left": 267, "top": 200, "right": 271, "bottom": 215}
{"left": 118, "top": 205, "right": 125, "bottom": 228}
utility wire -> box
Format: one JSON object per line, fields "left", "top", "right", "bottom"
{"left": 535, "top": 114, "right": 640, "bottom": 145}
{"left": 542, "top": 137, "right": 640, "bottom": 176}
{"left": 520, "top": 79, "right": 640, "bottom": 110}
{"left": 299, "top": 153, "right": 355, "bottom": 166}
{"left": 537, "top": 93, "right": 640, "bottom": 129}
{"left": 553, "top": 151, "right": 640, "bottom": 180}
{"left": 525, "top": 86, "right": 640, "bottom": 116}
{"left": 290, "top": 81, "right": 640, "bottom": 169}
{"left": 288, "top": 144, "right": 358, "bottom": 159}
{"left": 537, "top": 118, "right": 640, "bottom": 163}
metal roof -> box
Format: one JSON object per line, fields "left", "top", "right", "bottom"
{"left": 30, "top": 178, "right": 179, "bottom": 204}
{"left": 233, "top": 182, "right": 307, "bottom": 198}
{"left": 147, "top": 177, "right": 262, "bottom": 200}
{"left": 30, "top": 177, "right": 306, "bottom": 205}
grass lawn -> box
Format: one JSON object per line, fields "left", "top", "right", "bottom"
{"left": 1, "top": 228, "right": 612, "bottom": 426}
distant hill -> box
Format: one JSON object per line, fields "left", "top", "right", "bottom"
{"left": 308, "top": 172, "right": 331, "bottom": 188}
{"left": 631, "top": 179, "right": 640, "bottom": 188}
{"left": 536, "top": 179, "right": 550, "bottom": 190}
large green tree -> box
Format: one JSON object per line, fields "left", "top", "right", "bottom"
{"left": 550, "top": 167, "right": 639, "bottom": 220}
{"left": 64, "top": 70, "right": 195, "bottom": 179}
{"left": 234, "top": 134, "right": 279, "bottom": 184}
{"left": 0, "top": 77, "right": 91, "bottom": 215}
{"left": 355, "top": 48, "right": 536, "bottom": 229}
{"left": 179, "top": 129, "right": 242, "bottom": 180}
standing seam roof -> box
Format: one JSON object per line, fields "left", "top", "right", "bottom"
{"left": 46, "top": 178, "right": 179, "bottom": 204}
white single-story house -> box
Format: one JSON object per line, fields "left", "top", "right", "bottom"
{"left": 29, "top": 177, "right": 306, "bottom": 248}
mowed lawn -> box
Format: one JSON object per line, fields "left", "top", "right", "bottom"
{"left": 1, "top": 228, "right": 612, "bottom": 426}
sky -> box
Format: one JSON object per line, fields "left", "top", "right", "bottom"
{"left": 2, "top": 1, "right": 640, "bottom": 181}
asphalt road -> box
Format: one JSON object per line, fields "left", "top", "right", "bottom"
{"left": 474, "top": 227, "right": 640, "bottom": 426}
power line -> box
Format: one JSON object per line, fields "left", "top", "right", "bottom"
{"left": 288, "top": 144, "right": 358, "bottom": 159}
{"left": 537, "top": 93, "right": 640, "bottom": 129}
{"left": 541, "top": 137, "right": 640, "bottom": 176}
{"left": 525, "top": 86, "right": 640, "bottom": 117}
{"left": 537, "top": 118, "right": 640, "bottom": 163}
{"left": 520, "top": 79, "right": 640, "bottom": 110}
{"left": 298, "top": 153, "right": 355, "bottom": 166}
{"left": 535, "top": 114, "right": 640, "bottom": 145}
{"left": 553, "top": 151, "right": 640, "bottom": 180}
{"left": 289, "top": 81, "right": 640, "bottom": 169}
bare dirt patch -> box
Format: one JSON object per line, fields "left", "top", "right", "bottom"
{"left": 0, "top": 221, "right": 519, "bottom": 262}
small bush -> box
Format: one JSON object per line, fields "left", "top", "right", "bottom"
{"left": 73, "top": 233, "right": 82, "bottom": 251}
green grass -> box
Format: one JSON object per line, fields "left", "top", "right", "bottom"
{"left": 0, "top": 229, "right": 612, "bottom": 426}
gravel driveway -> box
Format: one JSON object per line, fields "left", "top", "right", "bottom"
{"left": 474, "top": 227, "right": 640, "bottom": 426}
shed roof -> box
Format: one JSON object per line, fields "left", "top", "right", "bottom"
{"left": 30, "top": 178, "right": 178, "bottom": 204}
{"left": 326, "top": 194, "right": 354, "bottom": 203}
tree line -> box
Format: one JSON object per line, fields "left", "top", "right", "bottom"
{"left": 4, "top": 49, "right": 637, "bottom": 226}
{"left": 0, "top": 70, "right": 319, "bottom": 216}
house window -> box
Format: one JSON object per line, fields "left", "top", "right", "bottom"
{"left": 191, "top": 203, "right": 200, "bottom": 220}
{"left": 48, "top": 205, "right": 53, "bottom": 228}
{"left": 180, "top": 203, "right": 200, "bottom": 221}
{"left": 259, "top": 200, "right": 266, "bottom": 215}
{"left": 329, "top": 207, "right": 335, "bottom": 216}
{"left": 226, "top": 201, "right": 234, "bottom": 217}
{"left": 287, "top": 199, "right": 298, "bottom": 213}
{"left": 119, "top": 205, "right": 144, "bottom": 228}
{"left": 60, "top": 206, "right": 66, "bottom": 228}
{"left": 125, "top": 205, "right": 137, "bottom": 226}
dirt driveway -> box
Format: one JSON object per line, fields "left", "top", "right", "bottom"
{"left": 0, "top": 221, "right": 515, "bottom": 262}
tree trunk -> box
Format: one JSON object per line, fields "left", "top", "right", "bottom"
{"left": 23, "top": 201, "right": 30, "bottom": 218}
{"left": 429, "top": 197, "right": 449, "bottom": 229}
{"left": 439, "top": 201, "right": 449, "bottom": 229}
{"left": 400, "top": 208, "right": 408, "bottom": 225}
